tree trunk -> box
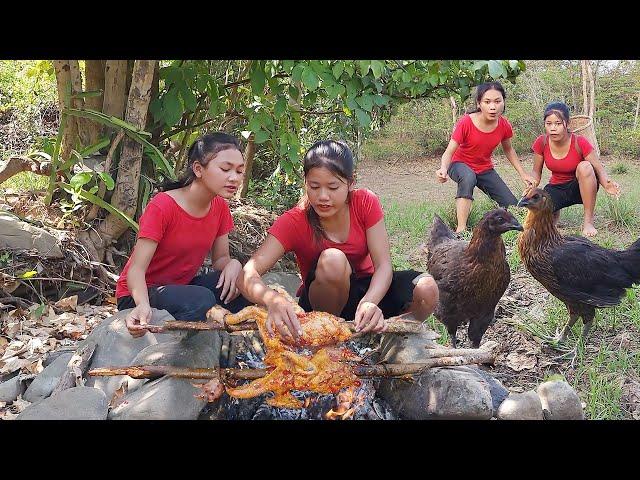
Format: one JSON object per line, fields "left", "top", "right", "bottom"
{"left": 102, "top": 60, "right": 128, "bottom": 120}
{"left": 449, "top": 96, "right": 457, "bottom": 126}
{"left": 581, "top": 60, "right": 589, "bottom": 115}
{"left": 586, "top": 60, "right": 596, "bottom": 118}
{"left": 81, "top": 60, "right": 157, "bottom": 262}
{"left": 68, "top": 60, "right": 93, "bottom": 148}
{"left": 84, "top": 60, "right": 106, "bottom": 145}
{"left": 238, "top": 134, "right": 255, "bottom": 198}
{"left": 634, "top": 90, "right": 640, "bottom": 130}
{"left": 53, "top": 60, "right": 79, "bottom": 162}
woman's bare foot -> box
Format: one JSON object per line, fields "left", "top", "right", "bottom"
{"left": 582, "top": 223, "right": 598, "bottom": 237}
{"left": 455, "top": 226, "right": 466, "bottom": 233}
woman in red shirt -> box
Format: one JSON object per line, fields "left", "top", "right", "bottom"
{"left": 239, "top": 140, "right": 439, "bottom": 342}
{"left": 530, "top": 102, "right": 621, "bottom": 237}
{"left": 436, "top": 82, "right": 535, "bottom": 233}
{"left": 117, "top": 132, "right": 250, "bottom": 337}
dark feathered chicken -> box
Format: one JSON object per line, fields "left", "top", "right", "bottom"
{"left": 518, "top": 188, "right": 640, "bottom": 342}
{"left": 427, "top": 209, "right": 523, "bottom": 348}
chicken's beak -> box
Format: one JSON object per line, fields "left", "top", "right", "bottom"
{"left": 516, "top": 197, "right": 529, "bottom": 208}
{"left": 509, "top": 221, "right": 524, "bottom": 232}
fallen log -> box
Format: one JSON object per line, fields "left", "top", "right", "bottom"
{"left": 88, "top": 350, "right": 496, "bottom": 382}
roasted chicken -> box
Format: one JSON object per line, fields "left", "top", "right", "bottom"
{"left": 426, "top": 209, "right": 524, "bottom": 348}
{"left": 221, "top": 305, "right": 360, "bottom": 408}
{"left": 518, "top": 188, "right": 640, "bottom": 342}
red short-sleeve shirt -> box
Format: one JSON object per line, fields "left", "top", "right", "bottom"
{"left": 532, "top": 134, "right": 594, "bottom": 185}
{"left": 451, "top": 114, "right": 514, "bottom": 174}
{"left": 268, "top": 189, "right": 384, "bottom": 294}
{"left": 116, "top": 192, "right": 234, "bottom": 298}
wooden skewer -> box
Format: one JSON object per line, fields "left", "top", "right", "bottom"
{"left": 88, "top": 349, "right": 496, "bottom": 381}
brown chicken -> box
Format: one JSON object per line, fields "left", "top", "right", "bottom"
{"left": 223, "top": 306, "right": 360, "bottom": 408}
{"left": 426, "top": 209, "right": 524, "bottom": 348}
{"left": 517, "top": 188, "right": 640, "bottom": 342}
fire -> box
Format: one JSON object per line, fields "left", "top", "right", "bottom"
{"left": 324, "top": 386, "right": 367, "bottom": 420}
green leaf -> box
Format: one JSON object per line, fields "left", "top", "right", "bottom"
{"left": 488, "top": 60, "right": 507, "bottom": 79}
{"left": 162, "top": 89, "right": 183, "bottom": 127}
{"left": 373, "top": 95, "right": 390, "bottom": 106}
{"left": 355, "top": 94, "right": 374, "bottom": 112}
{"left": 282, "top": 60, "right": 295, "bottom": 73}
{"left": 88, "top": 186, "right": 99, "bottom": 194}
{"left": 254, "top": 130, "right": 270, "bottom": 144}
{"left": 325, "top": 83, "right": 345, "bottom": 99}
{"left": 196, "top": 74, "right": 209, "bottom": 92}
{"left": 472, "top": 60, "right": 489, "bottom": 71}
{"left": 344, "top": 63, "right": 355, "bottom": 77}
{"left": 250, "top": 66, "right": 266, "bottom": 95}
{"left": 301, "top": 67, "right": 319, "bottom": 91}
{"left": 179, "top": 86, "right": 198, "bottom": 112}
{"left": 358, "top": 60, "right": 371, "bottom": 75}
{"left": 70, "top": 172, "right": 93, "bottom": 189}
{"left": 332, "top": 61, "right": 344, "bottom": 80}
{"left": 59, "top": 182, "right": 139, "bottom": 231}
{"left": 161, "top": 66, "right": 182, "bottom": 88}
{"left": 79, "top": 136, "right": 111, "bottom": 157}
{"left": 20, "top": 270, "right": 38, "bottom": 279}
{"left": 370, "top": 60, "right": 384, "bottom": 79}
{"left": 291, "top": 63, "right": 305, "bottom": 84}
{"left": 247, "top": 116, "right": 262, "bottom": 133}
{"left": 98, "top": 172, "right": 115, "bottom": 190}
{"left": 274, "top": 96, "right": 287, "bottom": 117}
{"left": 355, "top": 108, "right": 371, "bottom": 127}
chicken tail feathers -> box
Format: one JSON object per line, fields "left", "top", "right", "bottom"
{"left": 621, "top": 237, "right": 640, "bottom": 283}
{"left": 429, "top": 214, "right": 456, "bottom": 249}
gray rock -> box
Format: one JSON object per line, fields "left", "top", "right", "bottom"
{"left": 108, "top": 376, "right": 207, "bottom": 420}
{"left": 0, "top": 211, "right": 64, "bottom": 258}
{"left": 107, "top": 331, "right": 222, "bottom": 420}
{"left": 473, "top": 367, "right": 509, "bottom": 415}
{"left": 82, "top": 309, "right": 159, "bottom": 400}
{"left": 23, "top": 352, "right": 74, "bottom": 402}
{"left": 377, "top": 333, "right": 495, "bottom": 419}
{"left": 43, "top": 347, "right": 77, "bottom": 368}
{"left": 0, "top": 375, "right": 26, "bottom": 402}
{"left": 17, "top": 387, "right": 108, "bottom": 420}
{"left": 379, "top": 332, "right": 440, "bottom": 365}
{"left": 497, "top": 391, "right": 544, "bottom": 420}
{"left": 378, "top": 365, "right": 494, "bottom": 420}
{"left": 261, "top": 272, "right": 301, "bottom": 298}
{"left": 537, "top": 380, "right": 584, "bottom": 420}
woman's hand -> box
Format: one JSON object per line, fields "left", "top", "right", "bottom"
{"left": 217, "top": 259, "right": 242, "bottom": 304}
{"left": 604, "top": 179, "right": 621, "bottom": 198}
{"left": 125, "top": 304, "right": 152, "bottom": 337}
{"left": 435, "top": 167, "right": 449, "bottom": 184}
{"left": 354, "top": 300, "right": 386, "bottom": 333}
{"left": 520, "top": 172, "right": 536, "bottom": 188}
{"left": 266, "top": 294, "right": 302, "bottom": 342}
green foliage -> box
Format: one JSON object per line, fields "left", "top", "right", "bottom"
{"left": 611, "top": 162, "right": 629, "bottom": 174}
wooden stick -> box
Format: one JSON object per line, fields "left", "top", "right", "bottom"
{"left": 88, "top": 350, "right": 495, "bottom": 382}
{"left": 143, "top": 317, "right": 428, "bottom": 335}
{"left": 51, "top": 343, "right": 97, "bottom": 396}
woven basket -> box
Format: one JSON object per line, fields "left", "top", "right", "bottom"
{"left": 569, "top": 114, "right": 601, "bottom": 157}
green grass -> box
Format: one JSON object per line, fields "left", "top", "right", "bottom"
{"left": 611, "top": 163, "right": 629, "bottom": 175}
{"left": 1, "top": 171, "right": 49, "bottom": 193}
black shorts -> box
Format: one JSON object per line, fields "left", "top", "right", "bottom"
{"left": 448, "top": 162, "right": 517, "bottom": 207}
{"left": 543, "top": 178, "right": 600, "bottom": 212}
{"left": 298, "top": 266, "right": 423, "bottom": 320}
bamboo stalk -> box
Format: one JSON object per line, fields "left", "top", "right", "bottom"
{"left": 88, "top": 350, "right": 495, "bottom": 382}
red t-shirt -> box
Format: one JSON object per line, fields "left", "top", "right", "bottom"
{"left": 268, "top": 189, "right": 385, "bottom": 294}
{"left": 116, "top": 192, "right": 234, "bottom": 298}
{"left": 451, "top": 114, "right": 514, "bottom": 174}
{"left": 531, "top": 134, "right": 593, "bottom": 185}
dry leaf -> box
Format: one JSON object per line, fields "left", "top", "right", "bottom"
{"left": 0, "top": 272, "right": 19, "bottom": 293}
{"left": 0, "top": 357, "right": 32, "bottom": 375}
{"left": 0, "top": 337, "right": 8, "bottom": 356}
{"left": 505, "top": 351, "right": 537, "bottom": 371}
{"left": 105, "top": 296, "right": 117, "bottom": 305}
{"left": 1, "top": 340, "right": 27, "bottom": 360}
{"left": 10, "top": 396, "right": 31, "bottom": 414}
{"left": 54, "top": 295, "right": 78, "bottom": 312}
{"left": 25, "top": 358, "right": 44, "bottom": 375}
{"left": 4, "top": 322, "right": 21, "bottom": 339}
{"left": 56, "top": 323, "right": 85, "bottom": 340}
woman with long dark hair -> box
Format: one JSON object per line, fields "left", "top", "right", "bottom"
{"left": 239, "top": 140, "right": 439, "bottom": 341}
{"left": 117, "top": 132, "right": 251, "bottom": 337}
{"left": 436, "top": 82, "right": 535, "bottom": 232}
